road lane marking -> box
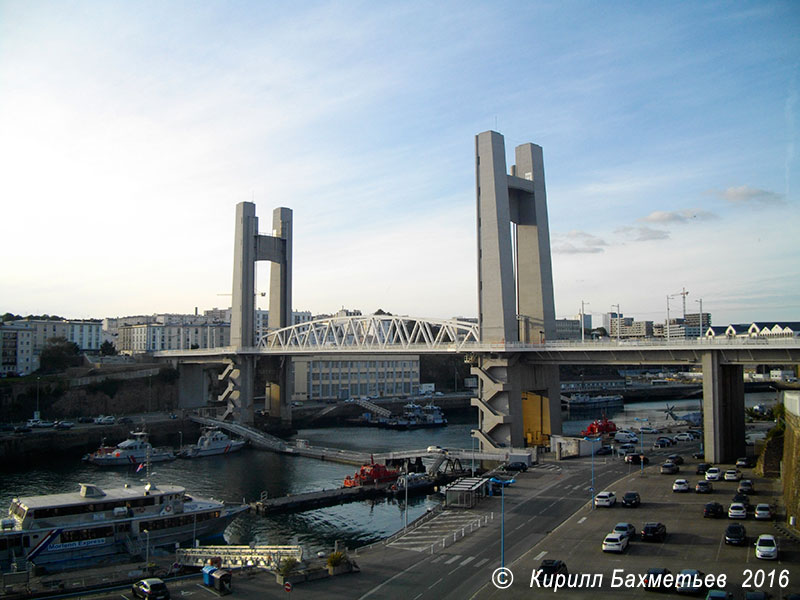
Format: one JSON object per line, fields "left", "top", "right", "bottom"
{"left": 444, "top": 554, "right": 461, "bottom": 565}
{"left": 578, "top": 516, "right": 587, "bottom": 524}
{"left": 460, "top": 556, "right": 475, "bottom": 566}
{"left": 428, "top": 577, "right": 443, "bottom": 589}
{"left": 534, "top": 550, "right": 547, "bottom": 561}
{"left": 474, "top": 558, "right": 490, "bottom": 568}
{"left": 358, "top": 557, "right": 430, "bottom": 600}
{"left": 431, "top": 554, "right": 445, "bottom": 563}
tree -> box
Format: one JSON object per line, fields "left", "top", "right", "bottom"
{"left": 100, "top": 340, "right": 117, "bottom": 356}
{"left": 39, "top": 337, "right": 82, "bottom": 372}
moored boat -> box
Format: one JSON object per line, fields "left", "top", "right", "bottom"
{"left": 1, "top": 481, "right": 246, "bottom": 570}
{"left": 343, "top": 462, "right": 399, "bottom": 487}
{"left": 83, "top": 432, "right": 175, "bottom": 466}
{"left": 178, "top": 427, "right": 246, "bottom": 458}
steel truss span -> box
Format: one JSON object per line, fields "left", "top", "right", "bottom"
{"left": 260, "top": 315, "right": 480, "bottom": 353}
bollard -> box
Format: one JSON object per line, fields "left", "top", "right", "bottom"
{"left": 462, "top": 528, "right": 465, "bottom": 537}
{"left": 431, "top": 544, "right": 435, "bottom": 554}
{"left": 453, "top": 532, "right": 457, "bottom": 542}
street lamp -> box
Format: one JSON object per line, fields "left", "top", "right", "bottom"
{"left": 143, "top": 528, "right": 150, "bottom": 567}
{"left": 579, "top": 300, "right": 590, "bottom": 343}
{"left": 583, "top": 437, "right": 601, "bottom": 509}
{"left": 634, "top": 417, "right": 649, "bottom": 475}
{"left": 489, "top": 478, "right": 507, "bottom": 568}
{"left": 403, "top": 472, "right": 409, "bottom": 531}
{"left": 36, "top": 376, "right": 41, "bottom": 417}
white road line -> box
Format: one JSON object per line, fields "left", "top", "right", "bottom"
{"left": 460, "top": 556, "right": 476, "bottom": 566}
{"left": 514, "top": 523, "right": 525, "bottom": 531}
{"left": 430, "top": 554, "right": 445, "bottom": 563}
{"left": 578, "top": 516, "right": 587, "bottom": 524}
{"left": 474, "top": 558, "right": 490, "bottom": 568}
{"left": 358, "top": 557, "right": 430, "bottom": 600}
{"left": 427, "top": 577, "right": 443, "bottom": 590}
{"left": 534, "top": 550, "right": 547, "bottom": 561}
{"left": 444, "top": 554, "right": 462, "bottom": 565}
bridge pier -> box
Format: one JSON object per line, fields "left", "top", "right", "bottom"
{"left": 702, "top": 351, "right": 745, "bottom": 463}
{"left": 177, "top": 364, "right": 212, "bottom": 410}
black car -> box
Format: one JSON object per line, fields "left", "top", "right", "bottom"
{"left": 693, "top": 451, "right": 705, "bottom": 459}
{"left": 538, "top": 559, "right": 568, "bottom": 576}
{"left": 725, "top": 523, "right": 747, "bottom": 545}
{"left": 118, "top": 416, "right": 134, "bottom": 425}
{"left": 504, "top": 462, "right": 528, "bottom": 472}
{"left": 695, "top": 480, "right": 713, "bottom": 493}
{"left": 13, "top": 426, "right": 31, "bottom": 433}
{"left": 667, "top": 454, "right": 684, "bottom": 465}
{"left": 738, "top": 480, "right": 755, "bottom": 494}
{"left": 77, "top": 416, "right": 94, "bottom": 423}
{"left": 641, "top": 522, "right": 667, "bottom": 542}
{"left": 704, "top": 502, "right": 724, "bottom": 518}
{"left": 642, "top": 567, "right": 672, "bottom": 592}
{"left": 622, "top": 491, "right": 641, "bottom": 507}
{"left": 696, "top": 462, "right": 712, "bottom": 474}
{"left": 625, "top": 454, "right": 649, "bottom": 465}
{"left": 595, "top": 445, "right": 613, "bottom": 456}
{"left": 732, "top": 493, "right": 751, "bottom": 509}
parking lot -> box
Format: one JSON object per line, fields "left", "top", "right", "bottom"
{"left": 481, "top": 437, "right": 800, "bottom": 598}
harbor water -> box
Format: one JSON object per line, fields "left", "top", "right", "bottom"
{"left": 0, "top": 392, "right": 778, "bottom": 557}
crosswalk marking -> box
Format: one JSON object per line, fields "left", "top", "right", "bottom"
{"left": 474, "top": 558, "right": 489, "bottom": 568}
{"left": 460, "top": 556, "right": 475, "bottom": 566}
{"left": 444, "top": 554, "right": 462, "bottom": 565}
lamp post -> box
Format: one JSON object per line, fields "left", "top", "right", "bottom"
{"left": 489, "top": 478, "right": 506, "bottom": 568}
{"left": 634, "top": 417, "right": 648, "bottom": 475}
{"left": 583, "top": 437, "right": 601, "bottom": 508}
{"left": 471, "top": 434, "right": 476, "bottom": 476}
{"left": 143, "top": 529, "right": 150, "bottom": 567}
{"left": 403, "top": 472, "right": 409, "bottom": 531}
{"left": 36, "top": 376, "right": 41, "bottom": 418}
{"left": 580, "top": 300, "right": 590, "bottom": 343}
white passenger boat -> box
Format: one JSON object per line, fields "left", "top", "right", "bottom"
{"left": 83, "top": 432, "right": 175, "bottom": 466}
{"left": 178, "top": 428, "right": 246, "bottom": 458}
{"left": 561, "top": 394, "right": 624, "bottom": 410}
{"left": 1, "top": 481, "right": 247, "bottom": 570}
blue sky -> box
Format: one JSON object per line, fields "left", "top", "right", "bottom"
{"left": 1, "top": 1, "right": 798, "bottom": 327}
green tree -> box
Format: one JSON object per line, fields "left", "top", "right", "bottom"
{"left": 39, "top": 337, "right": 82, "bottom": 373}
{"left": 100, "top": 340, "right": 117, "bottom": 356}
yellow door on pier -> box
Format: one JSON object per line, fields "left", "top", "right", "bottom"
{"left": 521, "top": 391, "right": 551, "bottom": 447}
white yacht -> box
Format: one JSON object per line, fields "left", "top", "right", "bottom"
{"left": 84, "top": 432, "right": 175, "bottom": 466}
{"left": 1, "top": 481, "right": 247, "bottom": 570}
{"left": 178, "top": 428, "right": 246, "bottom": 458}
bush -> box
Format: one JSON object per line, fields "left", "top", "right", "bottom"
{"left": 326, "top": 551, "right": 347, "bottom": 568}
{"left": 278, "top": 557, "right": 298, "bottom": 576}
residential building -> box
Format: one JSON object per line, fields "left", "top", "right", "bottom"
{"left": 554, "top": 318, "right": 581, "bottom": 340}
{"left": 118, "top": 323, "right": 231, "bottom": 354}
{"left": 11, "top": 318, "right": 102, "bottom": 353}
{"left": 0, "top": 323, "right": 35, "bottom": 376}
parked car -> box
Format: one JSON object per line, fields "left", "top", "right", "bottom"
{"left": 131, "top": 578, "right": 170, "bottom": 600}
{"left": 653, "top": 438, "right": 672, "bottom": 449}
{"left": 642, "top": 567, "right": 672, "bottom": 592}
{"left": 754, "top": 534, "right": 778, "bottom": 560}
{"left": 656, "top": 436, "right": 676, "bottom": 446}
{"left": 613, "top": 522, "right": 636, "bottom": 540}
{"left": 641, "top": 522, "right": 667, "bottom": 542}
{"left": 94, "top": 415, "right": 116, "bottom": 425}
{"left": 660, "top": 462, "right": 679, "bottom": 474}
{"left": 504, "top": 462, "right": 528, "bottom": 472}
{"left": 13, "top": 426, "right": 31, "bottom": 433}
{"left": 619, "top": 443, "right": 637, "bottom": 453}
{"left": 706, "top": 591, "right": 734, "bottom": 600}
{"left": 621, "top": 491, "right": 641, "bottom": 508}
{"left": 754, "top": 503, "right": 773, "bottom": 520}
{"left": 602, "top": 533, "right": 628, "bottom": 553}
{"left": 737, "top": 479, "right": 755, "bottom": 494}
{"left": 728, "top": 503, "right": 747, "bottom": 519}
{"left": 625, "top": 454, "right": 649, "bottom": 465}
{"left": 538, "top": 559, "right": 568, "bottom": 576}
{"left": 724, "top": 469, "right": 742, "bottom": 481}
{"left": 667, "top": 454, "right": 684, "bottom": 465}
{"left": 77, "top": 416, "right": 94, "bottom": 423}
{"left": 732, "top": 493, "right": 751, "bottom": 509}
{"left": 736, "top": 456, "right": 755, "bottom": 468}
{"left": 696, "top": 462, "right": 712, "bottom": 474}
{"left": 674, "top": 432, "right": 694, "bottom": 442}
{"left": 695, "top": 480, "right": 713, "bottom": 493}
{"left": 672, "top": 479, "right": 690, "bottom": 493}
{"left": 594, "top": 445, "right": 612, "bottom": 455}
{"left": 725, "top": 522, "right": 747, "bottom": 545}
{"left": 594, "top": 491, "right": 616, "bottom": 507}
{"left": 705, "top": 467, "right": 722, "bottom": 481}
{"left": 703, "top": 502, "right": 724, "bottom": 518}
{"left": 426, "top": 445, "right": 444, "bottom": 453}
{"left": 118, "top": 417, "right": 134, "bottom": 424}
{"left": 693, "top": 451, "right": 706, "bottom": 459}
{"left": 675, "top": 569, "right": 706, "bottom": 595}
{"left": 639, "top": 426, "right": 660, "bottom": 434}
{"left": 54, "top": 421, "right": 74, "bottom": 429}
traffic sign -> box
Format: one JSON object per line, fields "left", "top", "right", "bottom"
{"left": 284, "top": 582, "right": 293, "bottom": 592}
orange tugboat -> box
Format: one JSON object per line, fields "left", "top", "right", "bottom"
{"left": 343, "top": 461, "right": 399, "bottom": 487}
{"left": 581, "top": 414, "right": 618, "bottom": 437}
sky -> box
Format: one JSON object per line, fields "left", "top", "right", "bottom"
{"left": 1, "top": 1, "right": 798, "bottom": 328}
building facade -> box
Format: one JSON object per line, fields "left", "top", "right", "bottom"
{"left": 11, "top": 319, "right": 102, "bottom": 354}
{"left": 0, "top": 324, "right": 35, "bottom": 376}
{"left": 292, "top": 354, "right": 420, "bottom": 401}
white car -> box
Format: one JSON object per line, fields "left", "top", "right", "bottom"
{"left": 672, "top": 479, "right": 690, "bottom": 493}
{"left": 639, "top": 426, "right": 660, "bottom": 434}
{"left": 594, "top": 491, "right": 616, "bottom": 507}
{"left": 754, "top": 504, "right": 773, "bottom": 520}
{"left": 754, "top": 534, "right": 778, "bottom": 560}
{"left": 674, "top": 432, "right": 693, "bottom": 442}
{"left": 94, "top": 415, "right": 116, "bottom": 424}
{"left": 426, "top": 445, "right": 444, "bottom": 453}
{"left": 705, "top": 467, "right": 722, "bottom": 481}
{"left": 728, "top": 503, "right": 747, "bottom": 519}
{"left": 602, "top": 533, "right": 629, "bottom": 553}
{"left": 724, "top": 469, "right": 742, "bottom": 481}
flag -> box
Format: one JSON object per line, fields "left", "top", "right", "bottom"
{"left": 136, "top": 463, "right": 144, "bottom": 473}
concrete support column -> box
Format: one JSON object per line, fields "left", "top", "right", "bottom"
{"left": 702, "top": 351, "right": 745, "bottom": 463}
{"left": 219, "top": 356, "right": 255, "bottom": 425}
{"left": 177, "top": 364, "right": 209, "bottom": 410}
{"left": 470, "top": 354, "right": 521, "bottom": 449}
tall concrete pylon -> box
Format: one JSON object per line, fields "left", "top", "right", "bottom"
{"left": 222, "top": 202, "right": 292, "bottom": 425}
{"left": 472, "top": 131, "right": 561, "bottom": 449}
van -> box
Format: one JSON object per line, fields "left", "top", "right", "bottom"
{"left": 614, "top": 432, "right": 637, "bottom": 444}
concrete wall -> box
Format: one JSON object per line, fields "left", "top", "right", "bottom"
{"left": 783, "top": 391, "right": 800, "bottom": 525}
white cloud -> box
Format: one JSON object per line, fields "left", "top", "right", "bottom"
{"left": 714, "top": 185, "right": 785, "bottom": 205}
{"left": 615, "top": 226, "right": 670, "bottom": 241}
{"left": 639, "top": 209, "right": 717, "bottom": 224}
{"left": 552, "top": 230, "right": 607, "bottom": 254}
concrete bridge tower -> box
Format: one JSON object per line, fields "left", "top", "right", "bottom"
{"left": 472, "top": 131, "right": 562, "bottom": 449}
